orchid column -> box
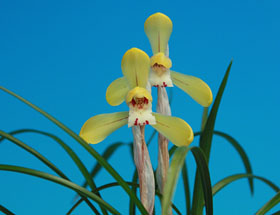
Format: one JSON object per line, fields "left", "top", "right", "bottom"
{"left": 144, "top": 13, "right": 213, "bottom": 196}
{"left": 80, "top": 48, "right": 194, "bottom": 214}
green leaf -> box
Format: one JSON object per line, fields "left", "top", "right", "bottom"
{"left": 182, "top": 162, "right": 191, "bottom": 215}
{"left": 213, "top": 174, "right": 279, "bottom": 195}
{"left": 129, "top": 170, "right": 138, "bottom": 215}
{"left": 0, "top": 165, "right": 120, "bottom": 215}
{"left": 84, "top": 142, "right": 129, "bottom": 186}
{"left": 170, "top": 129, "right": 254, "bottom": 214}
{"left": 170, "top": 129, "right": 254, "bottom": 196}
{"left": 66, "top": 198, "right": 101, "bottom": 215}
{"left": 0, "top": 205, "right": 15, "bottom": 215}
{"left": 0, "top": 130, "right": 68, "bottom": 179}
{"left": 67, "top": 198, "right": 84, "bottom": 215}
{"left": 213, "top": 131, "right": 253, "bottom": 193}
{"left": 162, "top": 147, "right": 190, "bottom": 215}
{"left": 69, "top": 181, "right": 182, "bottom": 215}
{"left": 256, "top": 191, "right": 280, "bottom": 215}
{"left": 212, "top": 174, "right": 280, "bottom": 215}
{"left": 75, "top": 142, "right": 128, "bottom": 214}
{"left": 162, "top": 146, "right": 212, "bottom": 215}
{"left": 200, "top": 60, "right": 233, "bottom": 161}
{"left": 0, "top": 86, "right": 147, "bottom": 214}
{"left": 192, "top": 60, "right": 233, "bottom": 215}
{"left": 191, "top": 147, "right": 213, "bottom": 215}
{"left": 1, "top": 129, "right": 107, "bottom": 215}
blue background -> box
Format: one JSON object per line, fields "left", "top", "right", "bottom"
{"left": 1, "top": 0, "right": 280, "bottom": 214}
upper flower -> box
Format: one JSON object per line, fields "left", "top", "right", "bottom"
{"left": 80, "top": 48, "right": 193, "bottom": 146}
{"left": 144, "top": 12, "right": 213, "bottom": 107}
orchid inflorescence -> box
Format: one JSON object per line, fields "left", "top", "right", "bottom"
{"left": 79, "top": 12, "right": 213, "bottom": 214}
{"left": 80, "top": 48, "right": 194, "bottom": 147}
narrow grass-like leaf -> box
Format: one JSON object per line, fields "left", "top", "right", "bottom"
{"left": 163, "top": 146, "right": 212, "bottom": 215}
{"left": 191, "top": 147, "right": 213, "bottom": 215}
{"left": 200, "top": 60, "right": 232, "bottom": 161}
{"left": 171, "top": 129, "right": 252, "bottom": 193}
{"left": 162, "top": 146, "right": 190, "bottom": 215}
{"left": 67, "top": 198, "right": 100, "bottom": 215}
{"left": 0, "top": 130, "right": 68, "bottom": 179}
{"left": 213, "top": 174, "right": 279, "bottom": 196}
{"left": 0, "top": 165, "right": 120, "bottom": 214}
{"left": 1, "top": 129, "right": 107, "bottom": 215}
{"left": 69, "top": 181, "right": 182, "bottom": 215}
{"left": 0, "top": 87, "right": 147, "bottom": 214}
{"left": 188, "top": 131, "right": 253, "bottom": 194}
{"left": 74, "top": 142, "right": 128, "bottom": 213}
{"left": 129, "top": 170, "right": 138, "bottom": 215}
{"left": 0, "top": 205, "right": 15, "bottom": 215}
{"left": 182, "top": 162, "right": 191, "bottom": 215}
{"left": 256, "top": 191, "right": 280, "bottom": 215}
{"left": 213, "top": 131, "right": 253, "bottom": 194}
{"left": 192, "top": 61, "right": 233, "bottom": 215}
{"left": 67, "top": 198, "right": 84, "bottom": 215}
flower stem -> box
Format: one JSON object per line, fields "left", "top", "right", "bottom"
{"left": 156, "top": 87, "right": 173, "bottom": 215}
{"left": 156, "top": 87, "right": 171, "bottom": 194}
{"left": 132, "top": 125, "right": 155, "bottom": 214}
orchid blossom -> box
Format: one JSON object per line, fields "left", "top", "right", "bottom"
{"left": 144, "top": 12, "right": 213, "bottom": 107}
{"left": 80, "top": 48, "right": 193, "bottom": 147}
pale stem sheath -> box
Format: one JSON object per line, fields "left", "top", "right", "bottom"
{"left": 132, "top": 125, "right": 155, "bottom": 214}
{"left": 156, "top": 86, "right": 171, "bottom": 194}
{"left": 156, "top": 44, "right": 172, "bottom": 214}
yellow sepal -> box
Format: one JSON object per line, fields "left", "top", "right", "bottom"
{"left": 150, "top": 52, "right": 172, "bottom": 69}
{"left": 170, "top": 71, "right": 213, "bottom": 107}
{"left": 126, "top": 87, "right": 152, "bottom": 103}
{"left": 106, "top": 77, "right": 130, "bottom": 106}
{"left": 121, "top": 48, "right": 150, "bottom": 88}
{"left": 151, "top": 113, "right": 193, "bottom": 147}
{"left": 144, "top": 12, "right": 173, "bottom": 54}
{"left": 80, "top": 112, "right": 129, "bottom": 144}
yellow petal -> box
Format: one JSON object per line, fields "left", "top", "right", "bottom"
{"left": 170, "top": 71, "right": 213, "bottom": 107}
{"left": 106, "top": 77, "right": 130, "bottom": 106}
{"left": 121, "top": 48, "right": 150, "bottom": 88}
{"left": 144, "top": 12, "right": 173, "bottom": 54}
{"left": 80, "top": 112, "right": 129, "bottom": 144}
{"left": 150, "top": 52, "right": 172, "bottom": 69}
{"left": 126, "top": 87, "right": 152, "bottom": 103}
{"left": 151, "top": 113, "right": 193, "bottom": 147}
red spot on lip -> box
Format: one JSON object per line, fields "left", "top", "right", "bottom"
{"left": 134, "top": 118, "right": 138, "bottom": 126}
{"left": 163, "top": 82, "right": 167, "bottom": 87}
{"left": 131, "top": 99, "right": 136, "bottom": 107}
{"left": 144, "top": 97, "right": 148, "bottom": 104}
{"left": 145, "top": 120, "right": 149, "bottom": 125}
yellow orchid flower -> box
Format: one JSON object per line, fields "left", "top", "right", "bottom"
{"left": 80, "top": 48, "right": 193, "bottom": 146}
{"left": 144, "top": 12, "right": 213, "bottom": 107}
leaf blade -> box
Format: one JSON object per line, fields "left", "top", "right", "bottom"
{"left": 0, "top": 86, "right": 147, "bottom": 214}
{"left": 256, "top": 191, "right": 280, "bottom": 215}
{"left": 2, "top": 129, "right": 107, "bottom": 215}
{"left": 212, "top": 174, "right": 279, "bottom": 196}
{"left": 0, "top": 165, "right": 120, "bottom": 215}
{"left": 0, "top": 205, "right": 15, "bottom": 215}
{"left": 192, "top": 61, "right": 233, "bottom": 215}
{"left": 162, "top": 146, "right": 190, "bottom": 215}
